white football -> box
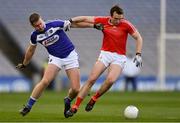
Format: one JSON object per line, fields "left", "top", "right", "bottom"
{"left": 124, "top": 105, "right": 139, "bottom": 119}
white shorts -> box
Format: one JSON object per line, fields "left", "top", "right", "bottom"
{"left": 48, "top": 50, "right": 79, "bottom": 70}
{"left": 98, "top": 50, "right": 127, "bottom": 69}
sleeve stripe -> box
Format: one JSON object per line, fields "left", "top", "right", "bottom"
{"left": 122, "top": 20, "right": 137, "bottom": 32}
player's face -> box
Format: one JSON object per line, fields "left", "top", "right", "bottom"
{"left": 32, "top": 18, "right": 45, "bottom": 32}
{"left": 110, "top": 11, "right": 123, "bottom": 25}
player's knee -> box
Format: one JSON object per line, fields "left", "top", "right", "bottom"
{"left": 106, "top": 76, "right": 116, "bottom": 85}
{"left": 87, "top": 76, "right": 97, "bottom": 85}
{"left": 41, "top": 78, "right": 50, "bottom": 87}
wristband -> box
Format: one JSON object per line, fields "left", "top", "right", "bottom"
{"left": 136, "top": 52, "right": 141, "bottom": 56}
{"left": 69, "top": 18, "right": 73, "bottom": 23}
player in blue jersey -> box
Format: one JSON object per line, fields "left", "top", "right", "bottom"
{"left": 16, "top": 13, "right": 80, "bottom": 118}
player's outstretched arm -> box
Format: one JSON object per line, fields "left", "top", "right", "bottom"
{"left": 71, "top": 22, "right": 93, "bottom": 28}
{"left": 70, "top": 16, "right": 95, "bottom": 28}
{"left": 71, "top": 16, "right": 94, "bottom": 23}
{"left": 69, "top": 16, "right": 104, "bottom": 30}
{"left": 16, "top": 43, "right": 36, "bottom": 69}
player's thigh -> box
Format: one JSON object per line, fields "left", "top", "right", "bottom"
{"left": 88, "top": 60, "right": 107, "bottom": 82}
{"left": 107, "top": 64, "right": 122, "bottom": 82}
{"left": 65, "top": 68, "right": 80, "bottom": 88}
{"left": 42, "top": 64, "right": 60, "bottom": 82}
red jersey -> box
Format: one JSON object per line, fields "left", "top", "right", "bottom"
{"left": 94, "top": 16, "right": 137, "bottom": 55}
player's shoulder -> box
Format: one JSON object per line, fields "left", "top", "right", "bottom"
{"left": 30, "top": 30, "right": 38, "bottom": 36}
{"left": 120, "top": 19, "right": 134, "bottom": 26}
{"left": 95, "top": 16, "right": 110, "bottom": 24}
{"left": 121, "top": 19, "right": 130, "bottom": 23}
{"left": 120, "top": 19, "right": 137, "bottom": 31}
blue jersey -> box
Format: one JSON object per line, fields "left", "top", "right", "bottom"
{"left": 30, "top": 20, "right": 75, "bottom": 58}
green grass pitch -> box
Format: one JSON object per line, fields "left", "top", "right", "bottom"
{"left": 0, "top": 91, "right": 180, "bottom": 122}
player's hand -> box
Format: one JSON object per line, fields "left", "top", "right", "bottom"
{"left": 16, "top": 63, "right": 26, "bottom": 69}
{"left": 94, "top": 23, "right": 104, "bottom": 31}
{"left": 133, "top": 53, "right": 142, "bottom": 67}
{"left": 64, "top": 20, "right": 71, "bottom": 31}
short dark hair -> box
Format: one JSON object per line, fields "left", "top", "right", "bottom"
{"left": 29, "top": 13, "right": 40, "bottom": 25}
{"left": 110, "top": 5, "right": 124, "bottom": 16}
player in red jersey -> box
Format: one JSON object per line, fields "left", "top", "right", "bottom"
{"left": 65, "top": 5, "right": 143, "bottom": 117}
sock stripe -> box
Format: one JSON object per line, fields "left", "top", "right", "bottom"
{"left": 27, "top": 97, "right": 36, "bottom": 108}
{"left": 30, "top": 96, "right": 37, "bottom": 101}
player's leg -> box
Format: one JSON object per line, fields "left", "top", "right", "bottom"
{"left": 66, "top": 61, "right": 106, "bottom": 117}
{"left": 85, "top": 64, "right": 122, "bottom": 112}
{"left": 66, "top": 68, "right": 80, "bottom": 100}
{"left": 62, "top": 50, "right": 81, "bottom": 117}
{"left": 64, "top": 67, "right": 80, "bottom": 118}
{"left": 19, "top": 64, "right": 60, "bottom": 116}
{"left": 31, "top": 64, "right": 60, "bottom": 98}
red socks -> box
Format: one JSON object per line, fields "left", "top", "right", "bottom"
{"left": 72, "top": 97, "right": 83, "bottom": 109}
{"left": 72, "top": 91, "right": 101, "bottom": 109}
{"left": 91, "top": 91, "right": 101, "bottom": 102}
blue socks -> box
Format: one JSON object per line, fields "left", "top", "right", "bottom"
{"left": 65, "top": 97, "right": 72, "bottom": 102}
{"left": 26, "top": 96, "right": 36, "bottom": 109}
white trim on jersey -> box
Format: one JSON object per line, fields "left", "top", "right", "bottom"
{"left": 36, "top": 27, "right": 61, "bottom": 41}
{"left": 29, "top": 41, "right": 37, "bottom": 45}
